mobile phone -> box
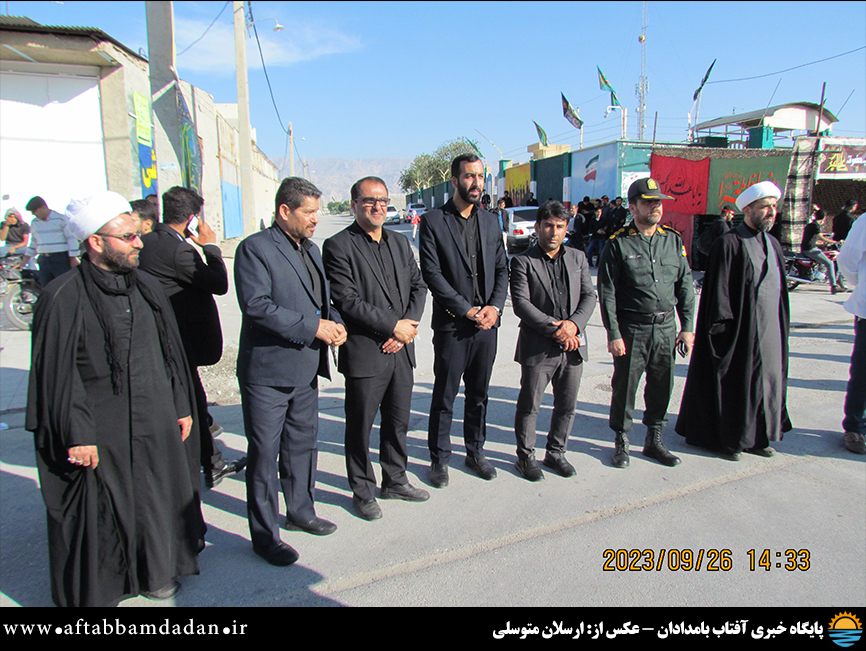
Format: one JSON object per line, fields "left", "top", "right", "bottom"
{"left": 187, "top": 216, "right": 200, "bottom": 238}
{"left": 676, "top": 341, "right": 688, "bottom": 358}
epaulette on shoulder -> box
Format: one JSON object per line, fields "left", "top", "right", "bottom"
{"left": 611, "top": 224, "right": 638, "bottom": 239}
{"left": 659, "top": 224, "right": 682, "bottom": 236}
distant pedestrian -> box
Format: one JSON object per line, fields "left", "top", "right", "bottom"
{"left": 0, "top": 207, "right": 30, "bottom": 256}
{"left": 24, "top": 196, "right": 80, "bottom": 285}
{"left": 833, "top": 199, "right": 859, "bottom": 243}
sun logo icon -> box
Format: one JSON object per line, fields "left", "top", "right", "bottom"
{"left": 829, "top": 612, "right": 862, "bottom": 647}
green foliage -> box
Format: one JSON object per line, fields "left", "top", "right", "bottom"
{"left": 398, "top": 138, "right": 480, "bottom": 193}
{"left": 327, "top": 200, "right": 351, "bottom": 214}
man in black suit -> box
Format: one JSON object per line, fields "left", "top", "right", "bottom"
{"left": 418, "top": 154, "right": 509, "bottom": 487}
{"left": 138, "top": 186, "right": 245, "bottom": 489}
{"left": 510, "top": 201, "right": 597, "bottom": 481}
{"left": 234, "top": 177, "right": 346, "bottom": 567}
{"left": 323, "top": 177, "right": 429, "bottom": 521}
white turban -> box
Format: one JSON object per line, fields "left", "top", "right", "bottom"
{"left": 66, "top": 192, "right": 132, "bottom": 241}
{"left": 735, "top": 181, "right": 781, "bottom": 211}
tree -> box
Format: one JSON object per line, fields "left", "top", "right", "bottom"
{"left": 327, "top": 200, "right": 351, "bottom": 214}
{"left": 398, "top": 138, "right": 480, "bottom": 193}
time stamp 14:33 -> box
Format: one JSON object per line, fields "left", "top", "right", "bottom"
{"left": 602, "top": 548, "right": 811, "bottom": 572}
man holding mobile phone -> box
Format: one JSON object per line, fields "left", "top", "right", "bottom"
{"left": 139, "top": 186, "right": 246, "bottom": 491}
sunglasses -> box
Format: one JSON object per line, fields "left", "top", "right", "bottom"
{"left": 96, "top": 231, "right": 143, "bottom": 242}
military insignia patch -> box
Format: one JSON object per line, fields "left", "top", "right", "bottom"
{"left": 647, "top": 179, "right": 658, "bottom": 190}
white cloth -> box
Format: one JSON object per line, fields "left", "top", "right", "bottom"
{"left": 66, "top": 192, "right": 132, "bottom": 242}
{"left": 838, "top": 215, "right": 865, "bottom": 319}
{"left": 735, "top": 181, "right": 781, "bottom": 211}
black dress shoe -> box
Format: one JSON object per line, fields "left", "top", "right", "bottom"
{"left": 744, "top": 446, "right": 775, "bottom": 458}
{"left": 542, "top": 453, "right": 576, "bottom": 477}
{"left": 466, "top": 454, "right": 497, "bottom": 480}
{"left": 515, "top": 456, "right": 544, "bottom": 482}
{"left": 206, "top": 457, "right": 248, "bottom": 488}
{"left": 284, "top": 516, "right": 337, "bottom": 536}
{"left": 143, "top": 580, "right": 180, "bottom": 600}
{"left": 380, "top": 483, "right": 430, "bottom": 502}
{"left": 253, "top": 542, "right": 300, "bottom": 566}
{"left": 430, "top": 462, "right": 449, "bottom": 488}
{"left": 352, "top": 496, "right": 383, "bottom": 521}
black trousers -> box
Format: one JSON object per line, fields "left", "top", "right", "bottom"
{"left": 190, "top": 365, "right": 225, "bottom": 473}
{"left": 514, "top": 351, "right": 583, "bottom": 460}
{"left": 344, "top": 351, "right": 413, "bottom": 500}
{"left": 240, "top": 380, "right": 319, "bottom": 549}
{"left": 428, "top": 325, "right": 497, "bottom": 464}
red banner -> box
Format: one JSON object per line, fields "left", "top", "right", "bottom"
{"left": 651, "top": 154, "right": 710, "bottom": 215}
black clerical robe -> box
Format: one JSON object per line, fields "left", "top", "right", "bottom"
{"left": 26, "top": 265, "right": 203, "bottom": 607}
{"left": 675, "top": 223, "right": 792, "bottom": 452}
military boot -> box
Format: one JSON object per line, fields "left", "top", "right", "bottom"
{"left": 643, "top": 427, "right": 681, "bottom": 466}
{"left": 611, "top": 432, "right": 630, "bottom": 468}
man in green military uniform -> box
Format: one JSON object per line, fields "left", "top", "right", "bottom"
{"left": 597, "top": 177, "right": 696, "bottom": 468}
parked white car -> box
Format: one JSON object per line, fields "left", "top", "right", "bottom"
{"left": 505, "top": 207, "right": 538, "bottom": 253}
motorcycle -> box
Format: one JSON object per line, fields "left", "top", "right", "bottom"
{"left": 0, "top": 254, "right": 41, "bottom": 330}
{"left": 784, "top": 248, "right": 840, "bottom": 291}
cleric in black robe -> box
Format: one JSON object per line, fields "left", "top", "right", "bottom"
{"left": 26, "top": 192, "right": 204, "bottom": 607}
{"left": 675, "top": 181, "right": 792, "bottom": 460}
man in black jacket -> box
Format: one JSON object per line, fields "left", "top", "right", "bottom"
{"left": 418, "top": 154, "right": 509, "bottom": 487}
{"left": 138, "top": 186, "right": 245, "bottom": 488}
{"left": 323, "top": 177, "right": 429, "bottom": 521}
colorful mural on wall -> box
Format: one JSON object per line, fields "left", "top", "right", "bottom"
{"left": 569, "top": 143, "right": 618, "bottom": 202}
{"left": 505, "top": 162, "right": 531, "bottom": 207}
{"left": 133, "top": 91, "right": 157, "bottom": 199}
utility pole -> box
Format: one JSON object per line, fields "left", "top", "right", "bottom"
{"left": 635, "top": 0, "right": 648, "bottom": 140}
{"left": 233, "top": 0, "right": 257, "bottom": 236}
{"left": 288, "top": 121, "right": 295, "bottom": 177}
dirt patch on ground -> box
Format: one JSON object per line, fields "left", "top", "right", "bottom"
{"left": 199, "top": 345, "right": 241, "bottom": 406}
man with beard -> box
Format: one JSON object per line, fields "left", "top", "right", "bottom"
{"left": 510, "top": 201, "right": 596, "bottom": 480}
{"left": 676, "top": 181, "right": 792, "bottom": 460}
{"left": 597, "top": 178, "right": 696, "bottom": 469}
{"left": 418, "top": 154, "right": 509, "bottom": 486}
{"left": 27, "top": 192, "right": 203, "bottom": 606}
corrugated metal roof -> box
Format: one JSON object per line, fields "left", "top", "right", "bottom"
{"left": 0, "top": 15, "right": 146, "bottom": 61}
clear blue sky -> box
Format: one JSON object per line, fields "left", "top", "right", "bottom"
{"left": 7, "top": 1, "right": 866, "bottom": 167}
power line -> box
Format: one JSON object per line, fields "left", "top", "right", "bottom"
{"left": 248, "top": 1, "right": 290, "bottom": 136}
{"left": 176, "top": 1, "right": 230, "bottom": 58}
{"left": 707, "top": 46, "right": 866, "bottom": 84}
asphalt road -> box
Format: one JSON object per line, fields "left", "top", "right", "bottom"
{"left": 0, "top": 213, "right": 863, "bottom": 609}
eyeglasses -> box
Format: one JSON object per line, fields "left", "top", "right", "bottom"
{"left": 358, "top": 197, "right": 390, "bottom": 207}
{"left": 96, "top": 231, "right": 143, "bottom": 242}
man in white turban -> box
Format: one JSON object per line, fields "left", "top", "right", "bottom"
{"left": 676, "top": 181, "right": 792, "bottom": 460}
{"left": 26, "top": 192, "right": 205, "bottom": 606}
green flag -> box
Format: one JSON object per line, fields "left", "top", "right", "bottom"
{"left": 597, "top": 65, "right": 621, "bottom": 107}
{"left": 561, "top": 92, "right": 584, "bottom": 129}
{"left": 533, "top": 120, "right": 549, "bottom": 146}
{"left": 466, "top": 137, "right": 484, "bottom": 158}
